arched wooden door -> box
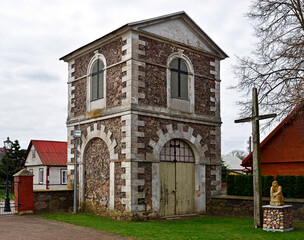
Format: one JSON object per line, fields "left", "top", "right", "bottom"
{"left": 159, "top": 139, "right": 195, "bottom": 216}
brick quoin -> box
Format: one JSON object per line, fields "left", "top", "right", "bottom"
{"left": 14, "top": 169, "right": 34, "bottom": 213}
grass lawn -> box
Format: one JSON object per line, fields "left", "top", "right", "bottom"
{"left": 41, "top": 213, "right": 304, "bottom": 240}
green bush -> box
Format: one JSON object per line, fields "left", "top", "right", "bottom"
{"left": 227, "top": 175, "right": 274, "bottom": 197}
{"left": 295, "top": 176, "right": 304, "bottom": 198}
{"left": 226, "top": 175, "right": 235, "bottom": 195}
{"left": 276, "top": 175, "right": 304, "bottom": 199}
{"left": 262, "top": 175, "right": 274, "bottom": 197}
{"left": 226, "top": 175, "right": 254, "bottom": 196}
{"left": 227, "top": 174, "right": 304, "bottom": 198}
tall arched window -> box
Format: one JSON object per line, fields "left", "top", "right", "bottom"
{"left": 91, "top": 60, "right": 104, "bottom": 101}
{"left": 170, "top": 58, "right": 189, "bottom": 100}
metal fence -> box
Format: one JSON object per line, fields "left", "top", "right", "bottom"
{"left": 0, "top": 182, "right": 18, "bottom": 215}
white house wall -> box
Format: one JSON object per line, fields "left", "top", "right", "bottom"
{"left": 49, "top": 167, "right": 67, "bottom": 189}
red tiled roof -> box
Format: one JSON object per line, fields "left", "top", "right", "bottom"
{"left": 242, "top": 103, "right": 304, "bottom": 167}
{"left": 24, "top": 140, "right": 67, "bottom": 166}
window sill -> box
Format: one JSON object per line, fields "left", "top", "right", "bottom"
{"left": 170, "top": 98, "right": 191, "bottom": 113}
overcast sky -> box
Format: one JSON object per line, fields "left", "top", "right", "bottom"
{"left": 0, "top": 0, "right": 266, "bottom": 154}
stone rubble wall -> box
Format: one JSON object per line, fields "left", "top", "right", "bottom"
{"left": 207, "top": 195, "right": 304, "bottom": 222}
{"left": 138, "top": 35, "right": 217, "bottom": 116}
{"left": 65, "top": 29, "right": 222, "bottom": 220}
{"left": 69, "top": 38, "right": 124, "bottom": 118}
{"left": 263, "top": 206, "right": 293, "bottom": 230}
{"left": 33, "top": 189, "right": 73, "bottom": 213}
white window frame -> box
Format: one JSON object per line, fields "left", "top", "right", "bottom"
{"left": 87, "top": 51, "right": 107, "bottom": 112}
{"left": 32, "top": 149, "right": 36, "bottom": 158}
{"left": 61, "top": 169, "right": 67, "bottom": 185}
{"left": 39, "top": 168, "right": 44, "bottom": 184}
{"left": 167, "top": 52, "right": 194, "bottom": 113}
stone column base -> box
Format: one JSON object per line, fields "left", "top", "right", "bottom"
{"left": 263, "top": 205, "right": 293, "bottom": 232}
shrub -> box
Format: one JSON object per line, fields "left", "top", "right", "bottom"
{"left": 227, "top": 174, "right": 304, "bottom": 198}
{"left": 262, "top": 175, "right": 274, "bottom": 197}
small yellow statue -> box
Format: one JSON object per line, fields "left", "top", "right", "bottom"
{"left": 270, "top": 181, "right": 284, "bottom": 206}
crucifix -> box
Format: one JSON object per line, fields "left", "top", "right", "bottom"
{"left": 170, "top": 139, "right": 180, "bottom": 162}
{"left": 235, "top": 88, "right": 276, "bottom": 228}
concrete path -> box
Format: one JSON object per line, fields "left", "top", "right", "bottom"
{"left": 0, "top": 215, "right": 133, "bottom": 240}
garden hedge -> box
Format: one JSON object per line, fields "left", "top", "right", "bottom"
{"left": 226, "top": 174, "right": 304, "bottom": 198}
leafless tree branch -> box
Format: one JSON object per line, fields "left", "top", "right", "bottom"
{"left": 232, "top": 0, "right": 304, "bottom": 129}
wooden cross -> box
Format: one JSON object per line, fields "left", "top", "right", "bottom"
{"left": 235, "top": 88, "right": 276, "bottom": 228}
{"left": 170, "top": 139, "right": 180, "bottom": 162}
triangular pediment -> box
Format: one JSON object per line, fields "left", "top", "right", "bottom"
{"left": 129, "top": 12, "right": 228, "bottom": 59}
{"left": 60, "top": 12, "right": 228, "bottom": 62}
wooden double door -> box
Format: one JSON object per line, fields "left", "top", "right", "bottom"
{"left": 159, "top": 161, "right": 194, "bottom": 216}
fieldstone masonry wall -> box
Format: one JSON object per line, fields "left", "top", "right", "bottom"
{"left": 33, "top": 189, "right": 73, "bottom": 213}
{"left": 263, "top": 205, "right": 293, "bottom": 231}
{"left": 207, "top": 195, "right": 304, "bottom": 222}
{"left": 64, "top": 18, "right": 223, "bottom": 220}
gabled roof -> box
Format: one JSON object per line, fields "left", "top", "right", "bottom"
{"left": 222, "top": 155, "right": 243, "bottom": 170}
{"left": 24, "top": 140, "right": 67, "bottom": 166}
{"left": 60, "top": 11, "right": 228, "bottom": 62}
{"left": 242, "top": 103, "right": 304, "bottom": 167}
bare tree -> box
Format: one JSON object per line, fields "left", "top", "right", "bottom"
{"left": 233, "top": 0, "right": 304, "bottom": 124}
{"left": 228, "top": 150, "right": 247, "bottom": 160}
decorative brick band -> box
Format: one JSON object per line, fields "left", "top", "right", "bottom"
{"left": 147, "top": 123, "right": 209, "bottom": 164}
{"left": 210, "top": 128, "right": 221, "bottom": 165}
{"left": 121, "top": 162, "right": 145, "bottom": 212}
{"left": 210, "top": 60, "right": 220, "bottom": 117}
{"left": 121, "top": 114, "right": 145, "bottom": 161}
{"left": 68, "top": 60, "right": 75, "bottom": 118}
{"left": 121, "top": 32, "right": 146, "bottom": 105}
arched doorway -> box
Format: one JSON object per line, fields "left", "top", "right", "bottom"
{"left": 159, "top": 139, "right": 195, "bottom": 216}
{"left": 84, "top": 137, "right": 110, "bottom": 211}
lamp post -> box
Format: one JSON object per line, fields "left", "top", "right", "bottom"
{"left": 73, "top": 129, "right": 81, "bottom": 214}
{"left": 4, "top": 137, "right": 13, "bottom": 212}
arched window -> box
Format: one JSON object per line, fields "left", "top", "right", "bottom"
{"left": 160, "top": 139, "right": 194, "bottom": 163}
{"left": 170, "top": 58, "right": 189, "bottom": 100}
{"left": 91, "top": 60, "right": 104, "bottom": 101}
{"left": 167, "top": 53, "right": 194, "bottom": 113}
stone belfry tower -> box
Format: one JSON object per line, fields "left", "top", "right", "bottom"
{"left": 60, "top": 11, "right": 228, "bottom": 220}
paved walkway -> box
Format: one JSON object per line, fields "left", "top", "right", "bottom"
{"left": 0, "top": 215, "right": 133, "bottom": 240}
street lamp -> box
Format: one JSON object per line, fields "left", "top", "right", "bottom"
{"left": 4, "top": 137, "right": 13, "bottom": 212}
{"left": 73, "top": 129, "right": 81, "bottom": 214}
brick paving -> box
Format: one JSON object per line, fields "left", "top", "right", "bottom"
{"left": 0, "top": 215, "right": 133, "bottom": 240}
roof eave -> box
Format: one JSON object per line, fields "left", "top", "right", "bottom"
{"left": 60, "top": 24, "right": 131, "bottom": 62}
{"left": 241, "top": 103, "right": 304, "bottom": 167}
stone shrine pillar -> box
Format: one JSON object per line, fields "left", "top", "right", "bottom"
{"left": 14, "top": 169, "right": 34, "bottom": 214}
{"left": 263, "top": 181, "right": 293, "bottom": 232}
{"left": 263, "top": 205, "right": 293, "bottom": 232}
